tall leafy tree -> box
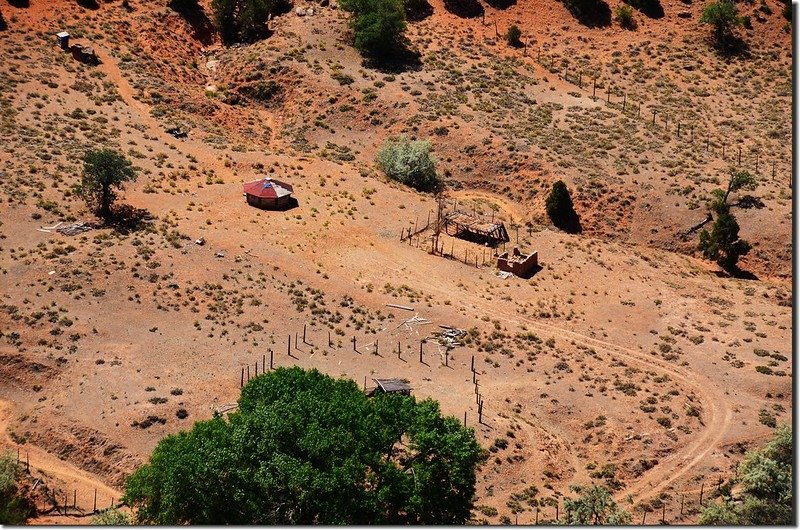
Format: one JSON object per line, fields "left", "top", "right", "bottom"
{"left": 78, "top": 149, "right": 137, "bottom": 219}
{"left": 124, "top": 367, "right": 483, "bottom": 524}
{"left": 700, "top": 425, "right": 792, "bottom": 525}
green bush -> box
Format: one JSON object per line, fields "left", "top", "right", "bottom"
{"left": 615, "top": 4, "right": 635, "bottom": 28}
{"left": 376, "top": 135, "right": 442, "bottom": 192}
{"left": 505, "top": 25, "right": 522, "bottom": 46}
{"left": 339, "top": 0, "right": 407, "bottom": 56}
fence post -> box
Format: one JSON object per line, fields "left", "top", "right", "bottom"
{"left": 240, "top": 367, "right": 244, "bottom": 388}
{"left": 680, "top": 494, "right": 684, "bottom": 516}
{"left": 700, "top": 482, "right": 705, "bottom": 506}
{"left": 661, "top": 502, "right": 666, "bottom": 523}
{"left": 419, "top": 341, "right": 423, "bottom": 362}
{"left": 93, "top": 489, "right": 97, "bottom": 513}
{"left": 622, "top": 92, "right": 626, "bottom": 112}
{"left": 652, "top": 109, "right": 656, "bottom": 125}
{"left": 677, "top": 121, "right": 681, "bottom": 138}
{"left": 353, "top": 336, "right": 357, "bottom": 352}
{"left": 270, "top": 349, "right": 274, "bottom": 370}
{"left": 607, "top": 83, "right": 611, "bottom": 102}
{"left": 592, "top": 77, "right": 597, "bottom": 99}
{"left": 737, "top": 146, "right": 741, "bottom": 166}
{"left": 288, "top": 334, "right": 292, "bottom": 357}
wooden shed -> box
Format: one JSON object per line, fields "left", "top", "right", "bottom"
{"left": 243, "top": 178, "right": 294, "bottom": 210}
{"left": 443, "top": 212, "right": 510, "bottom": 247}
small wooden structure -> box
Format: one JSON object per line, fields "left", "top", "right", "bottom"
{"left": 243, "top": 177, "right": 294, "bottom": 210}
{"left": 368, "top": 378, "right": 412, "bottom": 397}
{"left": 55, "top": 31, "right": 70, "bottom": 50}
{"left": 497, "top": 247, "right": 538, "bottom": 278}
{"left": 443, "top": 212, "right": 509, "bottom": 246}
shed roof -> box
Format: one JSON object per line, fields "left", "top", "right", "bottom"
{"left": 373, "top": 378, "right": 412, "bottom": 393}
{"left": 243, "top": 178, "right": 293, "bottom": 199}
{"left": 56, "top": 31, "right": 70, "bottom": 38}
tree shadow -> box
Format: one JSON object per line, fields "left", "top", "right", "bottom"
{"left": 714, "top": 268, "right": 759, "bottom": 281}
{"left": 0, "top": 11, "right": 6, "bottom": 31}
{"left": 362, "top": 44, "right": 423, "bottom": 74}
{"left": 443, "top": 0, "right": 485, "bottom": 18}
{"left": 717, "top": 35, "right": 750, "bottom": 58}
{"left": 169, "top": 0, "right": 215, "bottom": 45}
{"left": 734, "top": 195, "right": 765, "bottom": 209}
{"left": 485, "top": 0, "right": 517, "bottom": 8}
{"left": 6, "top": 0, "right": 29, "bottom": 7}
{"left": 406, "top": 0, "right": 434, "bottom": 21}
{"left": 107, "top": 205, "right": 154, "bottom": 234}
{"left": 624, "top": 0, "right": 663, "bottom": 18}
{"left": 552, "top": 210, "right": 582, "bottom": 234}
{"left": 563, "top": 0, "right": 612, "bottom": 27}
{"left": 76, "top": 0, "right": 100, "bottom": 9}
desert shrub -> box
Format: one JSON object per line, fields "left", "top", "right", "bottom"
{"left": 615, "top": 4, "right": 635, "bottom": 27}
{"left": 376, "top": 136, "right": 442, "bottom": 192}
{"left": 339, "top": 0, "right": 407, "bottom": 56}
{"left": 505, "top": 24, "right": 522, "bottom": 46}
{"left": 91, "top": 507, "right": 131, "bottom": 525}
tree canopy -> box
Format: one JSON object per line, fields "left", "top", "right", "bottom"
{"left": 700, "top": 424, "right": 792, "bottom": 525}
{"left": 123, "top": 367, "right": 483, "bottom": 524}
{"left": 376, "top": 135, "right": 442, "bottom": 192}
{"left": 562, "top": 484, "right": 632, "bottom": 525}
{"left": 211, "top": 0, "right": 286, "bottom": 43}
{"left": 0, "top": 451, "right": 34, "bottom": 525}
{"left": 700, "top": 1, "right": 742, "bottom": 47}
{"left": 339, "top": 0, "right": 407, "bottom": 56}
{"left": 78, "top": 149, "right": 137, "bottom": 219}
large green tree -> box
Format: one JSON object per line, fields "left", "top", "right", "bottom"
{"left": 78, "top": 149, "right": 137, "bottom": 219}
{"left": 123, "top": 367, "right": 483, "bottom": 524}
{"left": 339, "top": 0, "right": 407, "bottom": 56}
{"left": 700, "top": 425, "right": 792, "bottom": 525}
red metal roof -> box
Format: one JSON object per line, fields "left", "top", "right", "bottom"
{"left": 242, "top": 178, "right": 293, "bottom": 199}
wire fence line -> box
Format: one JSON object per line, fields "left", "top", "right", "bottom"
{"left": 480, "top": 19, "right": 790, "bottom": 189}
